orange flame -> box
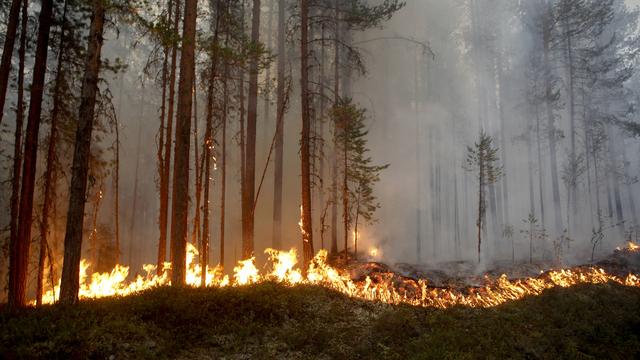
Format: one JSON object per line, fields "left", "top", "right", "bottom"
{"left": 37, "top": 242, "right": 640, "bottom": 308}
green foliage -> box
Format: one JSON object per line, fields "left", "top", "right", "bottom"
{"left": 1, "top": 283, "right": 639, "bottom": 359}
{"left": 332, "top": 99, "right": 388, "bottom": 226}
{"left": 464, "top": 131, "right": 503, "bottom": 186}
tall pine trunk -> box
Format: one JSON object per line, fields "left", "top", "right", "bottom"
{"left": 129, "top": 101, "right": 143, "bottom": 266}
{"left": 37, "top": 0, "right": 68, "bottom": 305}
{"left": 330, "top": 0, "right": 340, "bottom": 255}
{"left": 300, "top": 0, "right": 315, "bottom": 268}
{"left": 159, "top": 0, "right": 180, "bottom": 273}
{"left": 543, "top": 0, "right": 563, "bottom": 235}
{"left": 242, "top": 0, "right": 261, "bottom": 259}
{"left": 9, "top": 0, "right": 27, "bottom": 303}
{"left": 220, "top": 53, "right": 229, "bottom": 271}
{"left": 170, "top": 0, "right": 197, "bottom": 285}
{"left": 272, "top": 0, "right": 286, "bottom": 249}
{"left": 0, "top": 0, "right": 22, "bottom": 125}
{"left": 10, "top": 0, "right": 54, "bottom": 308}
{"left": 59, "top": 0, "right": 105, "bottom": 305}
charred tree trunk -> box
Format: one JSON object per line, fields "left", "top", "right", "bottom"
{"left": 0, "top": 0, "right": 22, "bottom": 125}
{"left": 242, "top": 0, "right": 261, "bottom": 259}
{"left": 9, "top": 0, "right": 54, "bottom": 308}
{"left": 330, "top": 0, "right": 340, "bottom": 256}
{"left": 272, "top": 0, "right": 286, "bottom": 249}
{"left": 192, "top": 81, "right": 202, "bottom": 251}
{"left": 37, "top": 0, "right": 68, "bottom": 305}
{"left": 220, "top": 57, "right": 229, "bottom": 271}
{"left": 170, "top": 0, "right": 197, "bottom": 285}
{"left": 9, "top": 0, "right": 27, "bottom": 303}
{"left": 158, "top": 0, "right": 180, "bottom": 274}
{"left": 300, "top": 0, "right": 315, "bottom": 268}
{"left": 59, "top": 0, "right": 105, "bottom": 305}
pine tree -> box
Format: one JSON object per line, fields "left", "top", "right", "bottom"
{"left": 464, "top": 131, "right": 503, "bottom": 263}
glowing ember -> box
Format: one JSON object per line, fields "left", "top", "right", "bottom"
{"left": 37, "top": 242, "right": 640, "bottom": 308}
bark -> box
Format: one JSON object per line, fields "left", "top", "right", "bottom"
{"left": 114, "top": 104, "right": 120, "bottom": 264}
{"left": 242, "top": 0, "right": 261, "bottom": 259}
{"left": 563, "top": 17, "right": 578, "bottom": 230}
{"left": 159, "top": 0, "right": 180, "bottom": 274}
{"left": 201, "top": 115, "right": 211, "bottom": 287}
{"left": 272, "top": 0, "right": 286, "bottom": 249}
{"left": 170, "top": 0, "right": 197, "bottom": 285}
{"left": 192, "top": 81, "right": 202, "bottom": 252}
{"left": 497, "top": 54, "right": 509, "bottom": 226}
{"left": 0, "top": 0, "right": 22, "bottom": 125}
{"left": 607, "top": 126, "right": 624, "bottom": 234}
{"left": 535, "top": 105, "right": 546, "bottom": 229}
{"left": 38, "top": 0, "right": 68, "bottom": 305}
{"left": 9, "top": 0, "right": 27, "bottom": 304}
{"left": 543, "top": 0, "right": 564, "bottom": 234}
{"left": 300, "top": 0, "right": 315, "bottom": 268}
{"left": 477, "top": 160, "right": 484, "bottom": 264}
{"left": 414, "top": 51, "right": 422, "bottom": 263}
{"left": 220, "top": 58, "right": 229, "bottom": 271}
{"left": 330, "top": 0, "right": 340, "bottom": 255}
{"left": 156, "top": 0, "right": 170, "bottom": 274}
{"left": 129, "top": 101, "right": 143, "bottom": 266}
{"left": 622, "top": 144, "right": 638, "bottom": 227}
{"left": 9, "top": 0, "right": 54, "bottom": 308}
{"left": 59, "top": 0, "right": 105, "bottom": 305}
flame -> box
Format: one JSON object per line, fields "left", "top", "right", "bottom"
{"left": 232, "top": 257, "right": 260, "bottom": 285}
{"left": 369, "top": 248, "right": 379, "bottom": 258}
{"left": 616, "top": 241, "right": 640, "bottom": 252}
{"left": 37, "top": 242, "right": 640, "bottom": 308}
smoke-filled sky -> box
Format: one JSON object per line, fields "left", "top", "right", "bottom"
{"left": 97, "top": 0, "right": 640, "bottom": 272}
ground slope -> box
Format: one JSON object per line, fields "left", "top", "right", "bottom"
{"left": 1, "top": 282, "right": 639, "bottom": 359}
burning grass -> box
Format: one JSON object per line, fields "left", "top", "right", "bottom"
{"left": 1, "top": 281, "right": 639, "bottom": 359}
{"left": 35, "top": 242, "right": 640, "bottom": 309}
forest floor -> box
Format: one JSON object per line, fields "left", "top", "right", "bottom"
{"left": 1, "top": 280, "right": 639, "bottom": 359}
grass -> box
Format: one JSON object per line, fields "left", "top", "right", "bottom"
{"left": 1, "top": 282, "right": 639, "bottom": 359}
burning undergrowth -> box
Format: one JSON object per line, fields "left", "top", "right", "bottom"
{"left": 34, "top": 242, "right": 640, "bottom": 309}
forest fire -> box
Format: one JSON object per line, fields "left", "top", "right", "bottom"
{"left": 37, "top": 241, "right": 640, "bottom": 308}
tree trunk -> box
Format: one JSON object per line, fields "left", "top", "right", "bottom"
{"left": 192, "top": 81, "right": 202, "bottom": 252}
{"left": 170, "top": 0, "right": 197, "bottom": 285}
{"left": 543, "top": 1, "right": 563, "bottom": 235}
{"left": 300, "top": 0, "right": 315, "bottom": 268}
{"left": 38, "top": 0, "right": 68, "bottom": 305}
{"left": 330, "top": 0, "right": 340, "bottom": 255}
{"left": 564, "top": 18, "right": 578, "bottom": 231}
{"left": 9, "top": 0, "right": 27, "bottom": 304}
{"left": 59, "top": 0, "right": 105, "bottom": 305}
{"left": 129, "top": 101, "right": 143, "bottom": 266}
{"left": 158, "top": 0, "right": 180, "bottom": 274}
{"left": 477, "top": 155, "right": 484, "bottom": 264}
{"left": 0, "top": 0, "right": 22, "bottom": 125}
{"left": 242, "top": 0, "right": 260, "bottom": 259}
{"left": 272, "top": 0, "right": 286, "bottom": 250}
{"left": 535, "top": 105, "right": 546, "bottom": 229}
{"left": 220, "top": 54, "right": 229, "bottom": 271}
{"left": 9, "top": 0, "right": 54, "bottom": 308}
{"left": 342, "top": 118, "right": 348, "bottom": 264}
{"left": 622, "top": 143, "right": 638, "bottom": 228}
